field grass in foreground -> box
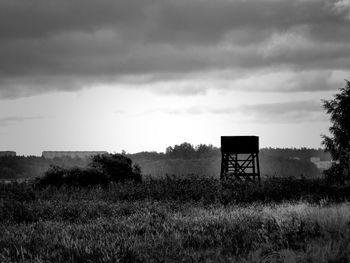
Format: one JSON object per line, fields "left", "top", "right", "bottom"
{"left": 1, "top": 177, "right": 350, "bottom": 262}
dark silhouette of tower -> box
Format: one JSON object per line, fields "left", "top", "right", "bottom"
{"left": 220, "top": 136, "right": 260, "bottom": 182}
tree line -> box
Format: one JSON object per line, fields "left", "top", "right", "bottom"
{"left": 0, "top": 146, "right": 328, "bottom": 180}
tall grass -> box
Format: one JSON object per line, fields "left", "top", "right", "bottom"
{"left": 3, "top": 176, "right": 350, "bottom": 204}
{"left": 1, "top": 200, "right": 350, "bottom": 262}
{"left": 1, "top": 176, "right": 350, "bottom": 262}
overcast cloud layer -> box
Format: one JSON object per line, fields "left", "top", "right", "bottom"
{"left": 150, "top": 100, "right": 325, "bottom": 123}
{"left": 0, "top": 0, "right": 349, "bottom": 98}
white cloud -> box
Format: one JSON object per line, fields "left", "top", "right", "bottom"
{"left": 332, "top": 0, "right": 350, "bottom": 19}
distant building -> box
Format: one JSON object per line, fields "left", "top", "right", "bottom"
{"left": 0, "top": 151, "right": 16, "bottom": 157}
{"left": 42, "top": 151, "right": 108, "bottom": 159}
{"left": 310, "top": 157, "right": 332, "bottom": 170}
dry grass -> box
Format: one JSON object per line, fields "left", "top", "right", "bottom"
{"left": 1, "top": 198, "right": 350, "bottom": 262}
{"left": 1, "top": 178, "right": 350, "bottom": 262}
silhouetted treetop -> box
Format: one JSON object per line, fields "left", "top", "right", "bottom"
{"left": 165, "top": 142, "right": 220, "bottom": 159}
{"left": 322, "top": 79, "right": 350, "bottom": 182}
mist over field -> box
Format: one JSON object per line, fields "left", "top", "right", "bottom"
{"left": 0, "top": 144, "right": 330, "bottom": 180}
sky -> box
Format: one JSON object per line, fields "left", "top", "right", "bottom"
{"left": 0, "top": 0, "right": 349, "bottom": 156}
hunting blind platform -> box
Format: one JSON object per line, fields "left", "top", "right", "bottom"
{"left": 220, "top": 136, "right": 260, "bottom": 182}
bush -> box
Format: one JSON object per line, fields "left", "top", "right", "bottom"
{"left": 90, "top": 153, "right": 142, "bottom": 183}
{"left": 39, "top": 154, "right": 142, "bottom": 187}
{"left": 39, "top": 165, "right": 108, "bottom": 187}
{"left": 324, "top": 163, "right": 345, "bottom": 184}
{"left": 64, "top": 167, "right": 109, "bottom": 187}
{"left": 39, "top": 165, "right": 66, "bottom": 187}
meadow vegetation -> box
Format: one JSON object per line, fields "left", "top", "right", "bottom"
{"left": 2, "top": 176, "right": 350, "bottom": 262}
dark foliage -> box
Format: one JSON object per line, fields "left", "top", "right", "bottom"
{"left": 90, "top": 153, "right": 142, "bottom": 183}
{"left": 39, "top": 165, "right": 109, "bottom": 187}
{"left": 323, "top": 163, "right": 344, "bottom": 184}
{"left": 38, "top": 154, "right": 141, "bottom": 187}
{"left": 49, "top": 176, "right": 350, "bottom": 204}
{"left": 322, "top": 79, "right": 350, "bottom": 182}
{"left": 39, "top": 165, "right": 65, "bottom": 187}
{"left": 3, "top": 176, "right": 350, "bottom": 213}
{"left": 130, "top": 143, "right": 330, "bottom": 162}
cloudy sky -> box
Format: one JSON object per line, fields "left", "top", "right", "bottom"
{"left": 0, "top": 0, "right": 349, "bottom": 156}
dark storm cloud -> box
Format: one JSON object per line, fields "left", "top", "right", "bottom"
{"left": 0, "top": 0, "right": 349, "bottom": 98}
{"left": 1, "top": 0, "right": 347, "bottom": 43}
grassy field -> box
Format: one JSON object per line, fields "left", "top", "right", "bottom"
{"left": 1, "top": 177, "right": 350, "bottom": 262}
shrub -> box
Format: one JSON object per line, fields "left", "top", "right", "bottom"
{"left": 39, "top": 165, "right": 66, "bottom": 187}
{"left": 324, "top": 163, "right": 344, "bottom": 184}
{"left": 39, "top": 154, "right": 142, "bottom": 187}
{"left": 90, "top": 153, "right": 142, "bottom": 183}
{"left": 39, "top": 166, "right": 109, "bottom": 187}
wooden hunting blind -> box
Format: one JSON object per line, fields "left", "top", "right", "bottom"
{"left": 220, "top": 136, "right": 260, "bottom": 182}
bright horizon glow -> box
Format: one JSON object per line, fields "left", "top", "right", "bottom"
{"left": 0, "top": 83, "right": 333, "bottom": 156}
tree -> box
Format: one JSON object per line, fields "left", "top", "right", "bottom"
{"left": 322, "top": 80, "right": 350, "bottom": 182}
{"left": 90, "top": 153, "right": 142, "bottom": 183}
{"left": 195, "top": 144, "right": 220, "bottom": 158}
{"left": 172, "top": 143, "right": 196, "bottom": 159}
